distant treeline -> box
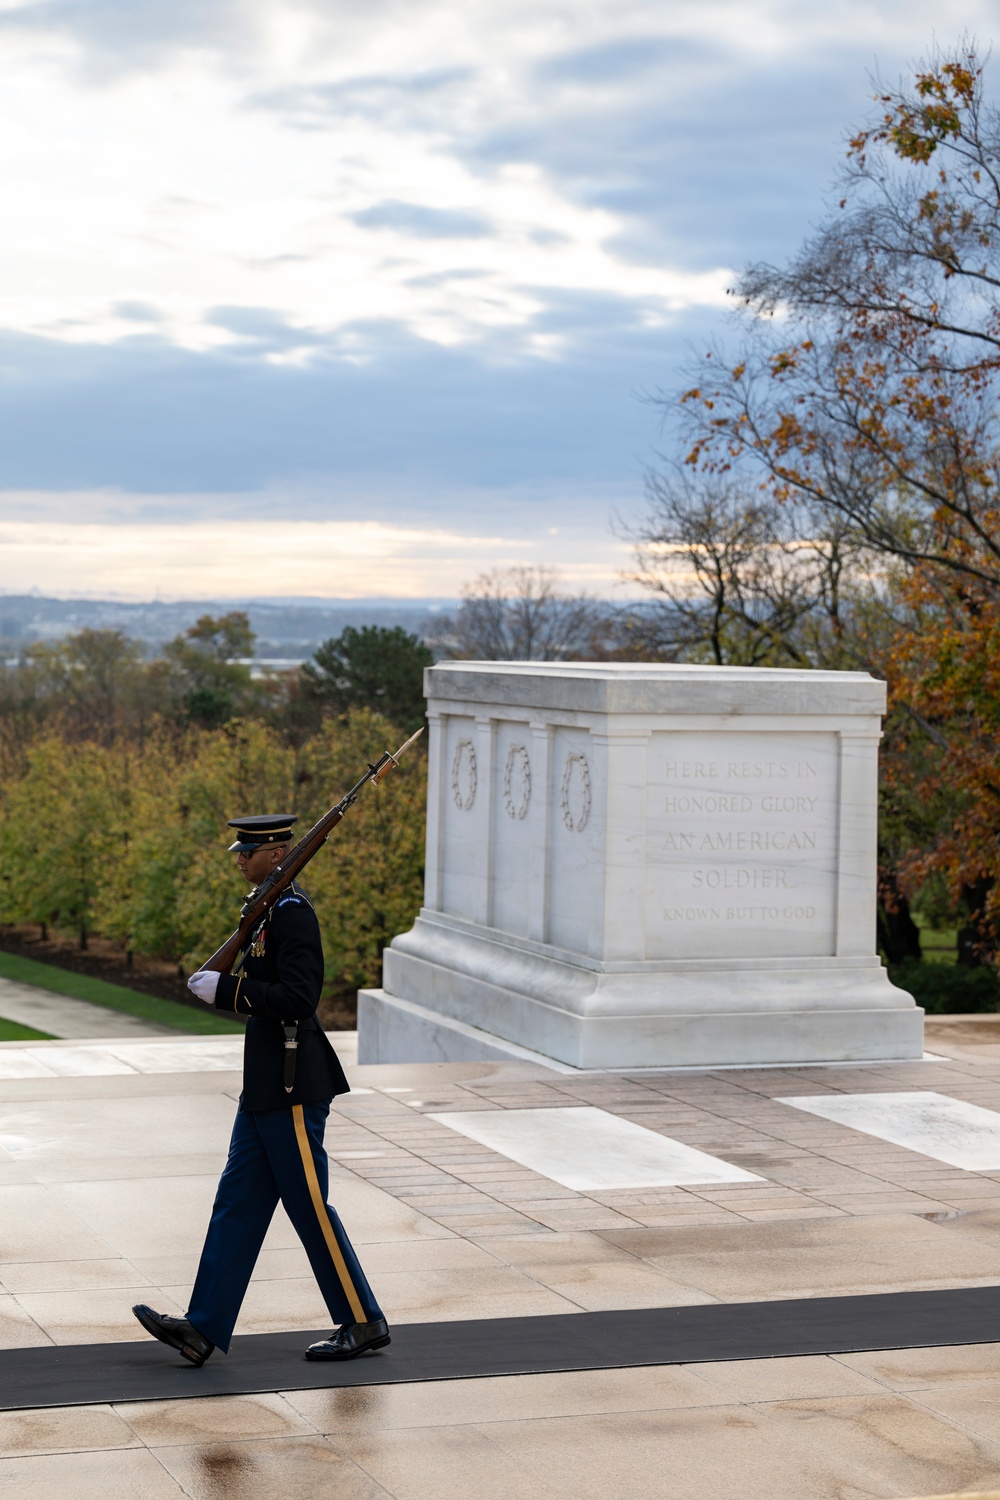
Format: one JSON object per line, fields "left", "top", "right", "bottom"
{"left": 0, "top": 613, "right": 433, "bottom": 744}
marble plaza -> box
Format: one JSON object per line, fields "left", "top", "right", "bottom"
{"left": 3, "top": 1019, "right": 1000, "bottom": 1497}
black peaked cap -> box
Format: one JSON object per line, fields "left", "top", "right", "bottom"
{"left": 227, "top": 813, "right": 297, "bottom": 852}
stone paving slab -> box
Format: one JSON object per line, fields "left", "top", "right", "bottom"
{"left": 0, "top": 1030, "right": 357, "bottom": 1078}
{"left": 5, "top": 1360, "right": 1000, "bottom": 1500}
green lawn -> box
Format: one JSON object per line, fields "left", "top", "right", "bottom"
{"left": 0, "top": 952, "right": 244, "bottom": 1035}
{"left": 913, "top": 915, "right": 958, "bottom": 964}
{"left": 0, "top": 1017, "right": 55, "bottom": 1041}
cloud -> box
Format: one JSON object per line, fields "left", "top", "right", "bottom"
{"left": 460, "top": 39, "right": 876, "bottom": 269}
{"left": 0, "top": 517, "right": 637, "bottom": 598}
{"left": 0, "top": 304, "right": 690, "bottom": 502}
{"left": 537, "top": 35, "right": 679, "bottom": 86}
{"left": 250, "top": 68, "right": 476, "bottom": 131}
{"left": 0, "top": 0, "right": 992, "bottom": 599}
{"left": 204, "top": 305, "right": 326, "bottom": 354}
{"left": 112, "top": 300, "right": 164, "bottom": 323}
{"left": 0, "top": 0, "right": 970, "bottom": 363}
{"left": 353, "top": 201, "right": 493, "bottom": 239}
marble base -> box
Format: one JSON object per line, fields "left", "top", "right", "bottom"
{"left": 358, "top": 988, "right": 922, "bottom": 1068}
{"left": 358, "top": 912, "right": 923, "bottom": 1068}
{"left": 356, "top": 990, "right": 579, "bottom": 1070}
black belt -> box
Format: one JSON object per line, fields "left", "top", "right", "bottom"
{"left": 282, "top": 1022, "right": 299, "bottom": 1094}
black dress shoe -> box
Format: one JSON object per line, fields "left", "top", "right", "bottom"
{"left": 132, "top": 1304, "right": 214, "bottom": 1367}
{"left": 304, "top": 1318, "right": 391, "bottom": 1361}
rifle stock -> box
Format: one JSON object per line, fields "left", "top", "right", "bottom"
{"left": 197, "top": 725, "right": 424, "bottom": 975}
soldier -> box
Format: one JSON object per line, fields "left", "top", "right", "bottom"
{"left": 132, "top": 813, "right": 389, "bottom": 1367}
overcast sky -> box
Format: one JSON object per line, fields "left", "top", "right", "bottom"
{"left": 0, "top": 0, "right": 994, "bottom": 599}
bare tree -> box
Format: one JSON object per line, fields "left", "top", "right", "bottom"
{"left": 620, "top": 475, "right": 880, "bottom": 667}
{"left": 680, "top": 45, "right": 1000, "bottom": 591}
{"left": 431, "top": 566, "right": 603, "bottom": 661}
{"left": 0, "top": 629, "right": 161, "bottom": 746}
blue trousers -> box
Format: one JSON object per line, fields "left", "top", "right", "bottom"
{"left": 187, "top": 1101, "right": 383, "bottom": 1353}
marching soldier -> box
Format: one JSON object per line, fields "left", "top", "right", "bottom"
{"left": 132, "top": 813, "right": 389, "bottom": 1367}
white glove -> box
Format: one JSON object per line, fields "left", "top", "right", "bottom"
{"left": 187, "top": 970, "right": 220, "bottom": 1005}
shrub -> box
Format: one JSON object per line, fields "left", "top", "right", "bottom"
{"left": 888, "top": 960, "right": 1000, "bottom": 1014}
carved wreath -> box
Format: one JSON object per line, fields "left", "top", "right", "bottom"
{"left": 560, "top": 751, "right": 591, "bottom": 832}
{"left": 451, "top": 738, "right": 477, "bottom": 811}
{"left": 503, "top": 743, "right": 531, "bottom": 820}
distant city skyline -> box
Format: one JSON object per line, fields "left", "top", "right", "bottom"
{"left": 0, "top": 590, "right": 455, "bottom": 657}
{"left": 0, "top": 0, "right": 993, "bottom": 598}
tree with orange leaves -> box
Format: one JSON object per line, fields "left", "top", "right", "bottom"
{"left": 671, "top": 43, "right": 1000, "bottom": 959}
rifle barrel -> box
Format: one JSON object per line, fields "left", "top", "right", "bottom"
{"left": 197, "top": 726, "right": 423, "bottom": 975}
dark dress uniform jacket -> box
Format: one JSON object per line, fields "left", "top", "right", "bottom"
{"left": 213, "top": 883, "right": 349, "bottom": 1112}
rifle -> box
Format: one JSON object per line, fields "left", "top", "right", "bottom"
{"left": 198, "top": 725, "right": 424, "bottom": 974}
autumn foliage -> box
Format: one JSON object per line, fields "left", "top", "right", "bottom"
{"left": 672, "top": 44, "right": 1000, "bottom": 949}
{"left": 0, "top": 712, "right": 426, "bottom": 994}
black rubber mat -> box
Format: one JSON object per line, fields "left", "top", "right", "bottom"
{"left": 3, "top": 1286, "right": 999, "bottom": 1410}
